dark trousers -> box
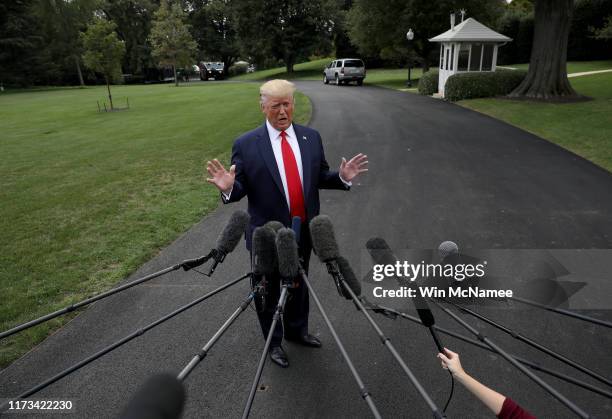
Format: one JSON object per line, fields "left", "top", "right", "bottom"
{"left": 252, "top": 226, "right": 312, "bottom": 348}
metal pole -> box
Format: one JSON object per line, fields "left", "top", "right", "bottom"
{"left": 431, "top": 299, "right": 591, "bottom": 419}
{"left": 242, "top": 285, "right": 289, "bottom": 419}
{"left": 178, "top": 292, "right": 255, "bottom": 382}
{"left": 369, "top": 304, "right": 612, "bottom": 400}
{"left": 0, "top": 273, "right": 250, "bottom": 412}
{"left": 341, "top": 283, "right": 443, "bottom": 418}
{"left": 511, "top": 296, "right": 612, "bottom": 329}
{"left": 301, "top": 272, "right": 382, "bottom": 418}
{"left": 448, "top": 300, "right": 612, "bottom": 388}
{"left": 0, "top": 264, "right": 181, "bottom": 340}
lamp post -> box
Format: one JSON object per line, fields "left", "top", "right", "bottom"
{"left": 406, "top": 28, "right": 414, "bottom": 87}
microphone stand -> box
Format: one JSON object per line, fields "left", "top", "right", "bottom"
{"left": 430, "top": 298, "right": 591, "bottom": 419}
{"left": 0, "top": 252, "right": 218, "bottom": 340}
{"left": 178, "top": 290, "right": 255, "bottom": 382}
{"left": 367, "top": 303, "right": 612, "bottom": 400}
{"left": 299, "top": 268, "right": 382, "bottom": 419}
{"left": 446, "top": 300, "right": 612, "bottom": 388}
{"left": 337, "top": 278, "right": 444, "bottom": 418}
{"left": 510, "top": 296, "right": 612, "bottom": 329}
{"left": 242, "top": 279, "right": 291, "bottom": 419}
{"left": 0, "top": 272, "right": 251, "bottom": 412}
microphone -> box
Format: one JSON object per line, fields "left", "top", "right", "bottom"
{"left": 309, "top": 215, "right": 346, "bottom": 297}
{"left": 252, "top": 226, "right": 277, "bottom": 277}
{"left": 119, "top": 373, "right": 185, "bottom": 419}
{"left": 207, "top": 210, "right": 250, "bottom": 275}
{"left": 264, "top": 220, "right": 284, "bottom": 233}
{"left": 438, "top": 241, "right": 459, "bottom": 264}
{"left": 275, "top": 228, "right": 300, "bottom": 284}
{"left": 366, "top": 237, "right": 445, "bottom": 352}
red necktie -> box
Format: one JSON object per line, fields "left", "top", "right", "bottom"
{"left": 280, "top": 131, "right": 306, "bottom": 221}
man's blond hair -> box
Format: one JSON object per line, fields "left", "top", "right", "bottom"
{"left": 260, "top": 79, "right": 296, "bottom": 104}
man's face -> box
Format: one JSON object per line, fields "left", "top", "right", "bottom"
{"left": 261, "top": 95, "right": 294, "bottom": 131}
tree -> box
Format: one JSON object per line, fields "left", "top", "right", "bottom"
{"left": 593, "top": 16, "right": 612, "bottom": 39}
{"left": 188, "top": 0, "right": 241, "bottom": 72}
{"left": 346, "top": 0, "right": 505, "bottom": 71}
{"left": 0, "top": 0, "right": 45, "bottom": 86}
{"left": 234, "top": 0, "right": 338, "bottom": 73}
{"left": 508, "top": 0, "right": 579, "bottom": 101}
{"left": 35, "top": 0, "right": 100, "bottom": 86}
{"left": 81, "top": 18, "right": 126, "bottom": 109}
{"left": 101, "top": 0, "right": 158, "bottom": 81}
{"left": 149, "top": 0, "right": 197, "bottom": 86}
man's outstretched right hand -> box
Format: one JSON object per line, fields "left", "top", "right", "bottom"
{"left": 206, "top": 159, "right": 235, "bottom": 195}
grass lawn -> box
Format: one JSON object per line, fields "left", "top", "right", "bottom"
{"left": 502, "top": 60, "right": 612, "bottom": 74}
{"left": 0, "top": 82, "right": 311, "bottom": 368}
{"left": 459, "top": 72, "right": 612, "bottom": 172}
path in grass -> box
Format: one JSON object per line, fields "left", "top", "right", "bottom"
{"left": 459, "top": 72, "right": 612, "bottom": 173}
{"left": 0, "top": 82, "right": 311, "bottom": 367}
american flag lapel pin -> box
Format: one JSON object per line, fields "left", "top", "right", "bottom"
{"left": 302, "top": 136, "right": 307, "bottom": 141}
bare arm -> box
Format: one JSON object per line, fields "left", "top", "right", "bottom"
{"left": 438, "top": 348, "right": 506, "bottom": 415}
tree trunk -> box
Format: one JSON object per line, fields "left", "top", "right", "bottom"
{"left": 173, "top": 65, "right": 178, "bottom": 87}
{"left": 105, "top": 75, "right": 114, "bottom": 110}
{"left": 508, "top": 0, "right": 579, "bottom": 100}
{"left": 285, "top": 55, "right": 295, "bottom": 73}
{"left": 75, "top": 56, "right": 84, "bottom": 87}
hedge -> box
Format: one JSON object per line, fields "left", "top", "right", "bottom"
{"left": 444, "top": 69, "right": 528, "bottom": 102}
{"left": 418, "top": 70, "right": 438, "bottom": 95}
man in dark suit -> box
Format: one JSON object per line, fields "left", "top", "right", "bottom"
{"left": 206, "top": 79, "right": 368, "bottom": 368}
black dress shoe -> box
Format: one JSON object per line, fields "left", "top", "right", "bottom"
{"left": 269, "top": 346, "right": 289, "bottom": 368}
{"left": 286, "top": 334, "right": 322, "bottom": 348}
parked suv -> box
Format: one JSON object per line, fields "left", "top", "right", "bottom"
{"left": 199, "top": 62, "right": 225, "bottom": 80}
{"left": 323, "top": 58, "right": 366, "bottom": 86}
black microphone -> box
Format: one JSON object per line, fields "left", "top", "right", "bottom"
{"left": 276, "top": 228, "right": 300, "bottom": 284}
{"left": 208, "top": 210, "right": 250, "bottom": 274}
{"left": 119, "top": 373, "right": 185, "bottom": 419}
{"left": 252, "top": 226, "right": 277, "bottom": 277}
{"left": 366, "top": 237, "right": 445, "bottom": 352}
{"left": 264, "top": 220, "right": 284, "bottom": 233}
{"left": 309, "top": 215, "right": 347, "bottom": 297}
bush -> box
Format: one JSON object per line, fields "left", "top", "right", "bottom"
{"left": 228, "top": 62, "right": 248, "bottom": 76}
{"left": 444, "top": 69, "right": 528, "bottom": 101}
{"left": 418, "top": 70, "right": 439, "bottom": 95}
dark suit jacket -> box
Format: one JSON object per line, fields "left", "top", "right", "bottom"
{"left": 223, "top": 122, "right": 349, "bottom": 249}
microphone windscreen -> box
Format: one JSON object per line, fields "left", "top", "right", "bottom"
{"left": 438, "top": 241, "right": 459, "bottom": 261}
{"left": 276, "top": 228, "right": 299, "bottom": 279}
{"left": 252, "top": 226, "right": 277, "bottom": 276}
{"left": 337, "top": 256, "right": 361, "bottom": 299}
{"left": 365, "top": 237, "right": 397, "bottom": 266}
{"left": 216, "top": 210, "right": 250, "bottom": 254}
{"left": 416, "top": 308, "right": 436, "bottom": 327}
{"left": 264, "top": 220, "right": 284, "bottom": 233}
{"left": 119, "top": 373, "right": 185, "bottom": 419}
{"left": 309, "top": 215, "right": 339, "bottom": 262}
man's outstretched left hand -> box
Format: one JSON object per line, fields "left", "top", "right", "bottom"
{"left": 339, "top": 153, "right": 368, "bottom": 182}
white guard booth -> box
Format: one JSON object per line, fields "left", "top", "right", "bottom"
{"left": 429, "top": 14, "right": 512, "bottom": 98}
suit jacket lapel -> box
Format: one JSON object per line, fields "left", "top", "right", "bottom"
{"left": 256, "top": 124, "right": 287, "bottom": 202}
{"left": 294, "top": 125, "right": 312, "bottom": 202}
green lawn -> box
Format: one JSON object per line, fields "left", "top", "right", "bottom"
{"left": 501, "top": 60, "right": 612, "bottom": 74}
{"left": 459, "top": 72, "right": 612, "bottom": 172}
{"left": 0, "top": 82, "right": 311, "bottom": 367}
